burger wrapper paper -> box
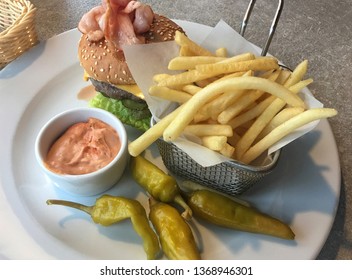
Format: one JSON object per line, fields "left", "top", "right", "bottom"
{"left": 123, "top": 20, "right": 323, "bottom": 167}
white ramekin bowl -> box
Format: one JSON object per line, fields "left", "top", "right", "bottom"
{"left": 35, "top": 107, "right": 128, "bottom": 196}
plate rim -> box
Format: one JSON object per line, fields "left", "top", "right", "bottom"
{"left": 0, "top": 19, "right": 341, "bottom": 260}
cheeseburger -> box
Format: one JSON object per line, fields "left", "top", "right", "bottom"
{"left": 78, "top": 0, "right": 184, "bottom": 131}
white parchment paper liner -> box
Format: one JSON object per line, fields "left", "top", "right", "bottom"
{"left": 123, "top": 20, "right": 323, "bottom": 167}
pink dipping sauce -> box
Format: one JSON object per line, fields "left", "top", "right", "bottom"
{"left": 44, "top": 118, "right": 121, "bottom": 175}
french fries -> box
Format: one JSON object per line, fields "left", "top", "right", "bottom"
{"left": 128, "top": 34, "right": 338, "bottom": 165}
{"left": 240, "top": 108, "right": 337, "bottom": 164}
{"left": 163, "top": 76, "right": 306, "bottom": 142}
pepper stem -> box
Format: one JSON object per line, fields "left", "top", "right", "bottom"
{"left": 46, "top": 199, "right": 94, "bottom": 215}
{"left": 174, "top": 195, "right": 192, "bottom": 220}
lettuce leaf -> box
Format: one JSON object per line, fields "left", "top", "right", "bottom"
{"left": 89, "top": 93, "right": 151, "bottom": 131}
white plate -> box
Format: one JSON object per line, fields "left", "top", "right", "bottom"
{"left": 0, "top": 20, "right": 340, "bottom": 260}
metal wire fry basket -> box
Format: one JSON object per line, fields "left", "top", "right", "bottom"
{"left": 157, "top": 139, "right": 281, "bottom": 196}
{"left": 155, "top": 0, "right": 284, "bottom": 196}
{"left": 0, "top": 0, "right": 38, "bottom": 69}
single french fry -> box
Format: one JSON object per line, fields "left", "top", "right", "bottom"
{"left": 149, "top": 86, "right": 192, "bottom": 104}
{"left": 216, "top": 52, "right": 255, "bottom": 64}
{"left": 179, "top": 46, "right": 195, "bottom": 56}
{"left": 220, "top": 143, "right": 236, "bottom": 158}
{"left": 289, "top": 78, "right": 313, "bottom": 94}
{"left": 163, "top": 76, "right": 306, "bottom": 141}
{"left": 284, "top": 60, "right": 308, "bottom": 87}
{"left": 201, "top": 136, "right": 227, "bottom": 151}
{"left": 174, "top": 30, "right": 214, "bottom": 56}
{"left": 276, "top": 69, "right": 291, "bottom": 85}
{"left": 184, "top": 124, "right": 233, "bottom": 137}
{"left": 215, "top": 47, "right": 228, "bottom": 57}
{"left": 182, "top": 84, "right": 202, "bottom": 95}
{"left": 153, "top": 73, "right": 171, "bottom": 84}
{"left": 168, "top": 56, "right": 226, "bottom": 70}
{"left": 241, "top": 108, "right": 338, "bottom": 164}
{"left": 257, "top": 107, "right": 305, "bottom": 140}
{"left": 196, "top": 57, "right": 279, "bottom": 77}
{"left": 157, "top": 69, "right": 211, "bottom": 87}
{"left": 128, "top": 105, "right": 185, "bottom": 157}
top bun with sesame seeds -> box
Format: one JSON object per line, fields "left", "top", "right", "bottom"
{"left": 78, "top": 14, "right": 184, "bottom": 102}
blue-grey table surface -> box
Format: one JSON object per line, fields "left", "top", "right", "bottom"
{"left": 22, "top": 0, "right": 352, "bottom": 260}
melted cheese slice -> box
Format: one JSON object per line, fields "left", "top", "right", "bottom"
{"left": 83, "top": 71, "right": 144, "bottom": 99}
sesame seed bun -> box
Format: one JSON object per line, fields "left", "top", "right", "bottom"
{"left": 78, "top": 14, "right": 184, "bottom": 90}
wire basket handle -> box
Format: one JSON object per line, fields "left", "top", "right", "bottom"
{"left": 240, "top": 0, "right": 284, "bottom": 56}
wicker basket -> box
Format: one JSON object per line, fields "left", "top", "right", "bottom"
{"left": 0, "top": 0, "right": 37, "bottom": 69}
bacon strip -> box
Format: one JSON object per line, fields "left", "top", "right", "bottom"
{"left": 78, "top": 0, "right": 154, "bottom": 49}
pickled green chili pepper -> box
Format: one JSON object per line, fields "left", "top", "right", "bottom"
{"left": 131, "top": 155, "right": 192, "bottom": 220}
{"left": 46, "top": 195, "right": 160, "bottom": 260}
{"left": 187, "top": 189, "right": 295, "bottom": 240}
{"left": 149, "top": 198, "right": 201, "bottom": 260}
